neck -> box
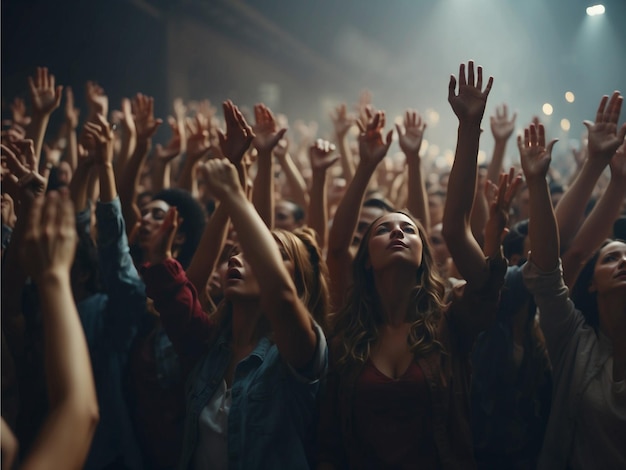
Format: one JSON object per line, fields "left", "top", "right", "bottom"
{"left": 231, "top": 300, "right": 264, "bottom": 349}
{"left": 373, "top": 264, "right": 418, "bottom": 327}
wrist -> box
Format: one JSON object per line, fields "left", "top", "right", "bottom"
{"left": 37, "top": 268, "right": 71, "bottom": 286}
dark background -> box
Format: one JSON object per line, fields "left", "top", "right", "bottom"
{"left": 3, "top": 0, "right": 626, "bottom": 164}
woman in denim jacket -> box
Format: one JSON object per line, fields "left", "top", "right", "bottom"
{"left": 141, "top": 153, "right": 330, "bottom": 470}
{"left": 519, "top": 121, "right": 626, "bottom": 470}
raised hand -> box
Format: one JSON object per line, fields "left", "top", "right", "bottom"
{"left": 185, "top": 114, "right": 211, "bottom": 162}
{"left": 2, "top": 141, "right": 46, "bottom": 203}
{"left": 154, "top": 117, "right": 183, "bottom": 163}
{"left": 356, "top": 107, "right": 393, "bottom": 169}
{"left": 146, "top": 206, "right": 179, "bottom": 265}
{"left": 252, "top": 103, "right": 287, "bottom": 153}
{"left": 217, "top": 100, "right": 255, "bottom": 165}
{"left": 10, "top": 97, "right": 31, "bottom": 127}
{"left": 331, "top": 104, "right": 355, "bottom": 139}
{"left": 27, "top": 67, "right": 63, "bottom": 117}
{"left": 490, "top": 103, "right": 516, "bottom": 142}
{"left": 609, "top": 138, "right": 626, "bottom": 181}
{"left": 584, "top": 91, "right": 626, "bottom": 160}
{"left": 518, "top": 124, "right": 558, "bottom": 182}
{"left": 85, "top": 81, "right": 108, "bottom": 118}
{"left": 20, "top": 191, "right": 77, "bottom": 280}
{"left": 120, "top": 98, "right": 136, "bottom": 135}
{"left": 483, "top": 168, "right": 523, "bottom": 256}
{"left": 82, "top": 115, "right": 114, "bottom": 165}
{"left": 42, "top": 143, "right": 63, "bottom": 167}
{"left": 448, "top": 61, "right": 494, "bottom": 125}
{"left": 202, "top": 158, "right": 242, "bottom": 200}
{"left": 64, "top": 87, "right": 80, "bottom": 130}
{"left": 132, "top": 93, "right": 162, "bottom": 140}
{"left": 395, "top": 109, "right": 426, "bottom": 156}
{"left": 309, "top": 139, "right": 338, "bottom": 172}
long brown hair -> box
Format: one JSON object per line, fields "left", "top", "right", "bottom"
{"left": 331, "top": 211, "right": 447, "bottom": 375}
{"left": 210, "top": 227, "right": 331, "bottom": 338}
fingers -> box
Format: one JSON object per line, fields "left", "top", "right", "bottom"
{"left": 459, "top": 63, "right": 466, "bottom": 87}
{"left": 448, "top": 75, "right": 457, "bottom": 102}
{"left": 595, "top": 95, "right": 609, "bottom": 123}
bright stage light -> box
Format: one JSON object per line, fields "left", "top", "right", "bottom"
{"left": 561, "top": 119, "right": 571, "bottom": 131}
{"left": 586, "top": 5, "right": 605, "bottom": 16}
{"left": 542, "top": 103, "right": 553, "bottom": 116}
{"left": 565, "top": 91, "right": 575, "bottom": 103}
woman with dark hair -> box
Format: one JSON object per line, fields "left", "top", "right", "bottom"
{"left": 140, "top": 158, "right": 330, "bottom": 469}
{"left": 519, "top": 121, "right": 626, "bottom": 469}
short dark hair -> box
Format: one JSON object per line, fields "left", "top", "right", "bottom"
{"left": 502, "top": 219, "right": 529, "bottom": 264}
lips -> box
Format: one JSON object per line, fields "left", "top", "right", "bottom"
{"left": 388, "top": 240, "right": 408, "bottom": 249}
{"left": 615, "top": 271, "right": 626, "bottom": 279}
{"left": 226, "top": 268, "right": 243, "bottom": 280}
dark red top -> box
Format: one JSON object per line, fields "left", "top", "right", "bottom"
{"left": 349, "top": 359, "right": 440, "bottom": 469}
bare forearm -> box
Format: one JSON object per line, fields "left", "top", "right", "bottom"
{"left": 186, "top": 202, "right": 229, "bottom": 300}
{"left": 555, "top": 158, "right": 606, "bottom": 250}
{"left": 119, "top": 139, "right": 149, "bottom": 230}
{"left": 563, "top": 177, "right": 626, "bottom": 286}
{"left": 487, "top": 139, "right": 507, "bottom": 185}
{"left": 152, "top": 161, "right": 171, "bottom": 193}
{"left": 308, "top": 171, "right": 329, "bottom": 249}
{"left": 26, "top": 114, "right": 49, "bottom": 170}
{"left": 252, "top": 151, "right": 275, "bottom": 228}
{"left": 277, "top": 154, "right": 309, "bottom": 209}
{"left": 407, "top": 156, "right": 429, "bottom": 229}
{"left": 527, "top": 178, "right": 559, "bottom": 271}
{"left": 64, "top": 127, "right": 78, "bottom": 171}
{"left": 98, "top": 163, "right": 117, "bottom": 203}
{"left": 337, "top": 135, "right": 355, "bottom": 183}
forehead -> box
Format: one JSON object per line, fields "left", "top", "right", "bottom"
{"left": 144, "top": 199, "right": 171, "bottom": 212}
{"left": 275, "top": 200, "right": 296, "bottom": 213}
{"left": 373, "top": 213, "right": 415, "bottom": 228}
{"left": 359, "top": 206, "right": 385, "bottom": 225}
{"left": 598, "top": 241, "right": 626, "bottom": 258}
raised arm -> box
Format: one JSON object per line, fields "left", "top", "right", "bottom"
{"left": 19, "top": 192, "right": 98, "bottom": 470}
{"left": 251, "top": 103, "right": 287, "bottom": 228}
{"left": 152, "top": 117, "right": 183, "bottom": 193}
{"left": 563, "top": 140, "right": 626, "bottom": 287}
{"left": 326, "top": 108, "right": 393, "bottom": 308}
{"left": 442, "top": 61, "right": 494, "bottom": 289}
{"left": 118, "top": 93, "right": 163, "bottom": 235}
{"left": 113, "top": 98, "right": 136, "bottom": 186}
{"left": 396, "top": 110, "right": 429, "bottom": 228}
{"left": 307, "top": 139, "right": 339, "bottom": 250}
{"left": 331, "top": 103, "right": 356, "bottom": 183}
{"left": 519, "top": 124, "right": 559, "bottom": 271}
{"left": 486, "top": 103, "right": 517, "bottom": 185}
{"left": 26, "top": 67, "right": 63, "bottom": 169}
{"left": 62, "top": 87, "right": 80, "bottom": 171}
{"left": 205, "top": 158, "right": 318, "bottom": 369}
{"left": 274, "top": 138, "right": 310, "bottom": 210}
{"left": 555, "top": 92, "right": 625, "bottom": 251}
{"left": 185, "top": 100, "right": 254, "bottom": 307}
{"left": 177, "top": 114, "right": 210, "bottom": 197}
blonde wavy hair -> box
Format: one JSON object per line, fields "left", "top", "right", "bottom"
{"left": 332, "top": 211, "right": 448, "bottom": 375}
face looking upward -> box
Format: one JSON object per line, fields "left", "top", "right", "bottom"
{"left": 367, "top": 213, "right": 424, "bottom": 272}
{"left": 591, "top": 241, "right": 626, "bottom": 296}
{"left": 138, "top": 200, "right": 171, "bottom": 249}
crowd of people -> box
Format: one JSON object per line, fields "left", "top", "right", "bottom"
{"left": 1, "top": 60, "right": 625, "bottom": 469}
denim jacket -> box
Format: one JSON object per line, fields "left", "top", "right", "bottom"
{"left": 78, "top": 198, "right": 146, "bottom": 470}
{"left": 141, "top": 258, "right": 327, "bottom": 470}
{"left": 181, "top": 326, "right": 326, "bottom": 470}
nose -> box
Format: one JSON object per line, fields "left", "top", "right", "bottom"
{"left": 228, "top": 253, "right": 244, "bottom": 268}
{"left": 390, "top": 225, "right": 404, "bottom": 239}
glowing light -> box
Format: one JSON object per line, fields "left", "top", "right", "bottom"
{"left": 542, "top": 103, "right": 553, "bottom": 116}
{"left": 477, "top": 150, "right": 487, "bottom": 165}
{"left": 561, "top": 119, "right": 571, "bottom": 131}
{"left": 586, "top": 4, "right": 605, "bottom": 16}
{"left": 565, "top": 92, "right": 575, "bottom": 103}
{"left": 426, "top": 109, "right": 440, "bottom": 126}
{"left": 428, "top": 144, "right": 440, "bottom": 158}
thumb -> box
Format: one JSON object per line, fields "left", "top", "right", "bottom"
{"left": 546, "top": 139, "right": 559, "bottom": 154}
{"left": 582, "top": 120, "right": 593, "bottom": 133}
